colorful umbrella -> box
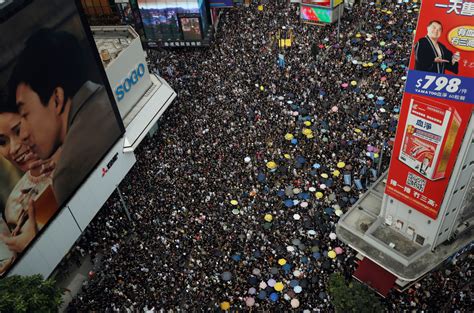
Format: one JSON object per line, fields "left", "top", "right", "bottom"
{"left": 220, "top": 301, "right": 230, "bottom": 310}
{"left": 333, "top": 170, "right": 341, "bottom": 177}
{"left": 264, "top": 214, "right": 273, "bottom": 222}
{"left": 302, "top": 128, "right": 312, "bottom": 136}
{"left": 267, "top": 278, "right": 276, "bottom": 287}
{"left": 230, "top": 200, "right": 238, "bottom": 205}
{"left": 337, "top": 162, "right": 346, "bottom": 168}
{"left": 321, "top": 173, "right": 329, "bottom": 179}
{"left": 315, "top": 192, "right": 323, "bottom": 199}
{"left": 266, "top": 161, "right": 278, "bottom": 169}
{"left": 341, "top": 83, "right": 349, "bottom": 88}
{"left": 245, "top": 297, "right": 255, "bottom": 307}
{"left": 328, "top": 250, "right": 337, "bottom": 259}
{"left": 221, "top": 272, "right": 232, "bottom": 281}
{"left": 269, "top": 293, "right": 279, "bottom": 302}
{"left": 274, "top": 282, "right": 284, "bottom": 292}
{"left": 290, "top": 299, "right": 300, "bottom": 308}
{"left": 335, "top": 247, "right": 344, "bottom": 254}
{"left": 304, "top": 121, "right": 312, "bottom": 126}
{"left": 278, "top": 258, "right": 287, "bottom": 266}
{"left": 350, "top": 80, "right": 357, "bottom": 86}
{"left": 294, "top": 286, "right": 302, "bottom": 293}
{"left": 284, "top": 133, "right": 294, "bottom": 140}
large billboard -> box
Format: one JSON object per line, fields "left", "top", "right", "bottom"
{"left": 138, "top": 0, "right": 209, "bottom": 42}
{"left": 0, "top": 0, "right": 124, "bottom": 276}
{"left": 301, "top": 5, "right": 332, "bottom": 23}
{"left": 385, "top": 0, "right": 474, "bottom": 219}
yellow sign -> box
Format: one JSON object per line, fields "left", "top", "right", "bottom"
{"left": 448, "top": 26, "right": 474, "bottom": 52}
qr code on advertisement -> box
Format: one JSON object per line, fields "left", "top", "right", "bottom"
{"left": 406, "top": 172, "right": 426, "bottom": 193}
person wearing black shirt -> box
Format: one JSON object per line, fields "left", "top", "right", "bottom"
{"left": 414, "top": 20, "right": 460, "bottom": 74}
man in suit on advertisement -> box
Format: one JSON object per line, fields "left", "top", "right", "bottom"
{"left": 8, "top": 28, "right": 122, "bottom": 205}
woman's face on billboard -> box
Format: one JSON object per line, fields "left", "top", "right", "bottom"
{"left": 0, "top": 112, "right": 36, "bottom": 173}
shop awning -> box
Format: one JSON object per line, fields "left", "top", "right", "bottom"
{"left": 353, "top": 258, "right": 397, "bottom": 297}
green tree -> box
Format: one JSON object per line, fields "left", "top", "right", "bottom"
{"left": 0, "top": 274, "right": 63, "bottom": 313}
{"left": 328, "top": 273, "right": 385, "bottom": 313}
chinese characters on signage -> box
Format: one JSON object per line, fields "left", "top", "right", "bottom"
{"left": 385, "top": 0, "right": 474, "bottom": 219}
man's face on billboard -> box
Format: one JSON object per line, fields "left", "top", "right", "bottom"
{"left": 427, "top": 22, "right": 442, "bottom": 41}
{"left": 15, "top": 83, "right": 62, "bottom": 160}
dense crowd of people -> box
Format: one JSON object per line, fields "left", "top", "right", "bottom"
{"left": 67, "top": 1, "right": 473, "bottom": 312}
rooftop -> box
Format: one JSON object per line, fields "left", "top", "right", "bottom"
{"left": 337, "top": 173, "right": 474, "bottom": 281}
{"left": 91, "top": 25, "right": 137, "bottom": 67}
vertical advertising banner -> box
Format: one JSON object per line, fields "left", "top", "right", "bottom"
{"left": 0, "top": 0, "right": 123, "bottom": 276}
{"left": 385, "top": 0, "right": 474, "bottom": 219}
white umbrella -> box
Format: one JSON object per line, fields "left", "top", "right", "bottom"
{"left": 300, "top": 202, "right": 308, "bottom": 208}
{"left": 259, "top": 281, "right": 267, "bottom": 289}
{"left": 293, "top": 270, "right": 301, "bottom": 277}
{"left": 287, "top": 246, "right": 295, "bottom": 252}
{"left": 308, "top": 187, "right": 316, "bottom": 192}
{"left": 293, "top": 214, "right": 301, "bottom": 220}
{"left": 291, "top": 299, "right": 300, "bottom": 308}
{"left": 329, "top": 232, "right": 337, "bottom": 240}
{"left": 244, "top": 157, "right": 251, "bottom": 163}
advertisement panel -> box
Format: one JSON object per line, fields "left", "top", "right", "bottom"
{"left": 138, "top": 0, "right": 208, "bottom": 42}
{"left": 179, "top": 16, "right": 203, "bottom": 41}
{"left": 300, "top": 5, "right": 332, "bottom": 23}
{"left": 385, "top": 0, "right": 474, "bottom": 219}
{"left": 301, "top": 0, "right": 331, "bottom": 7}
{"left": 0, "top": 0, "right": 123, "bottom": 276}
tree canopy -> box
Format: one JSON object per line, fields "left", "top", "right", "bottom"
{"left": 0, "top": 274, "right": 63, "bottom": 313}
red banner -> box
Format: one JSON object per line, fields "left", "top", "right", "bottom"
{"left": 385, "top": 0, "right": 474, "bottom": 219}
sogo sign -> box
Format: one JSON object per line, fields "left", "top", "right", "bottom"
{"left": 115, "top": 63, "right": 146, "bottom": 101}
